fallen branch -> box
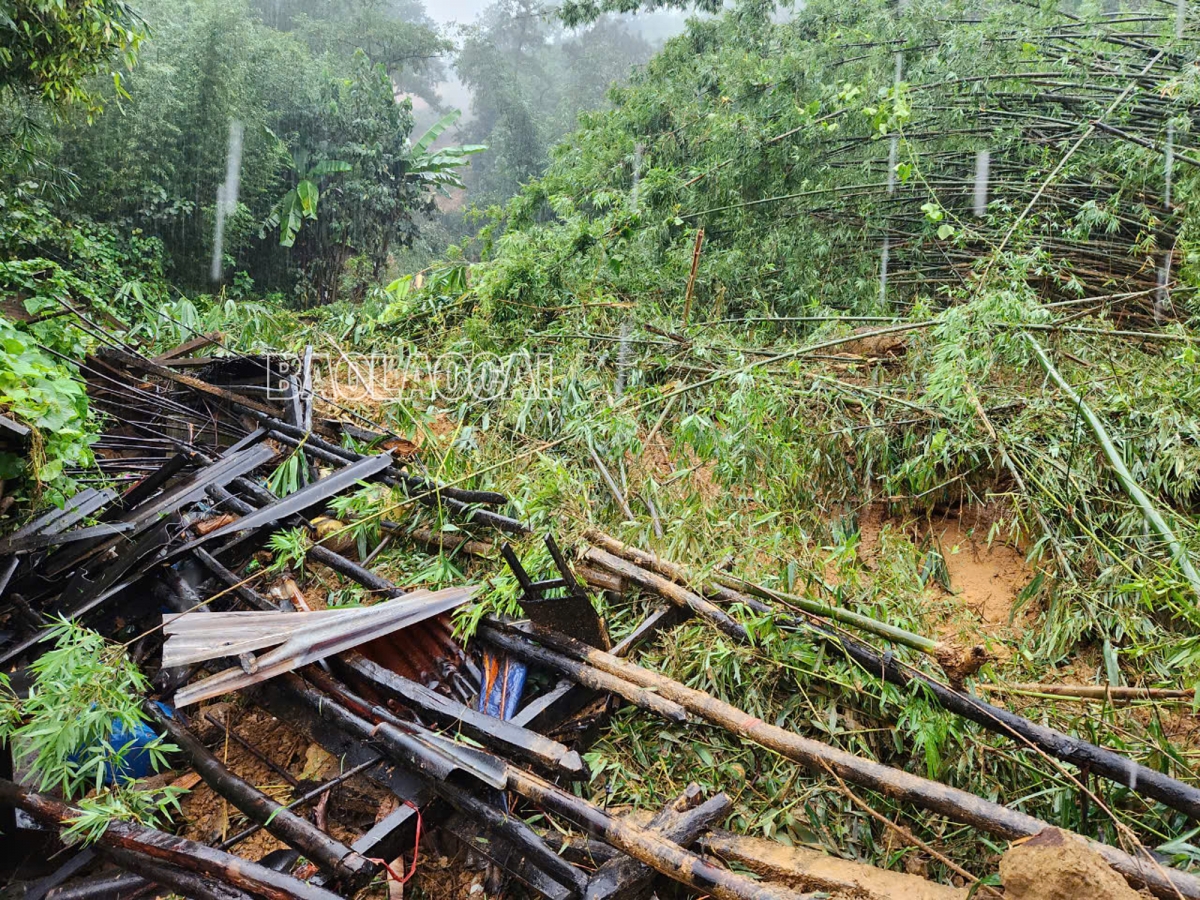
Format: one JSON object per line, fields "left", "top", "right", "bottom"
{"left": 583, "top": 547, "right": 749, "bottom": 642}
{"left": 495, "top": 623, "right": 1200, "bottom": 900}
{"left": 584, "top": 529, "right": 937, "bottom": 653}
{"left": 147, "top": 706, "right": 377, "bottom": 887}
{"left": 587, "top": 785, "right": 732, "bottom": 900}
{"left": 584, "top": 534, "right": 1200, "bottom": 822}
{"left": 982, "top": 683, "right": 1195, "bottom": 702}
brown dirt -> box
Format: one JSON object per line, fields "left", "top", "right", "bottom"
{"left": 999, "top": 829, "right": 1143, "bottom": 900}
{"left": 926, "top": 516, "right": 1030, "bottom": 630}
{"left": 856, "top": 501, "right": 1033, "bottom": 644}
{"left": 702, "top": 829, "right": 968, "bottom": 899}
{"left": 179, "top": 706, "right": 386, "bottom": 859}
{"left": 838, "top": 327, "right": 910, "bottom": 360}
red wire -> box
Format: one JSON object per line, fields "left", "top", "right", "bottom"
{"left": 368, "top": 800, "right": 424, "bottom": 884}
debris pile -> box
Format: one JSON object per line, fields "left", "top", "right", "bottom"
{"left": 2, "top": 337, "right": 1200, "bottom": 900}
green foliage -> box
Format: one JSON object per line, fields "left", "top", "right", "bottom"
{"left": 53, "top": 0, "right": 460, "bottom": 303}
{"left": 406, "top": 109, "right": 488, "bottom": 195}
{"left": 267, "top": 526, "right": 312, "bottom": 572}
{"left": 261, "top": 133, "right": 353, "bottom": 248}
{"left": 453, "top": 0, "right": 655, "bottom": 210}
{"left": 0, "top": 620, "right": 183, "bottom": 843}
{"left": 0, "top": 0, "right": 144, "bottom": 115}
{"left": 0, "top": 184, "right": 172, "bottom": 500}
{"left": 0, "top": 316, "right": 92, "bottom": 499}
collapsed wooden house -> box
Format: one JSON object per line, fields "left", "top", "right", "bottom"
{"left": 2, "top": 334, "right": 1199, "bottom": 900}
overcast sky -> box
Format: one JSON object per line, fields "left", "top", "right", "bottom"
{"left": 424, "top": 0, "right": 491, "bottom": 25}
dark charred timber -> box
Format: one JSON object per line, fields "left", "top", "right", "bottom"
{"left": 43, "top": 856, "right": 253, "bottom": 900}
{"left": 250, "top": 413, "right": 524, "bottom": 532}
{"left": 281, "top": 673, "right": 588, "bottom": 895}
{"left": 478, "top": 624, "right": 689, "bottom": 723}
{"left": 286, "top": 674, "right": 811, "bottom": 900}
{"left": 581, "top": 547, "right": 748, "bottom": 642}
{"left": 190, "top": 547, "right": 277, "bottom": 611}
{"left": 219, "top": 757, "right": 383, "bottom": 849}
{"left": 586, "top": 786, "right": 733, "bottom": 900}
{"left": 336, "top": 653, "right": 587, "bottom": 779}
{"left": 494, "top": 623, "right": 1200, "bottom": 900}
{"left": 0, "top": 778, "right": 344, "bottom": 900}
{"left": 205, "top": 482, "right": 405, "bottom": 598}
{"left": 147, "top": 705, "right": 378, "bottom": 888}
{"left": 90, "top": 847, "right": 257, "bottom": 900}
{"left": 309, "top": 544, "right": 405, "bottom": 598}
{"left": 45, "top": 872, "right": 149, "bottom": 900}
{"left": 98, "top": 348, "right": 284, "bottom": 418}
{"left": 251, "top": 412, "right": 509, "bottom": 506}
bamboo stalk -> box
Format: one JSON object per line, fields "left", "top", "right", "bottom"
{"left": 479, "top": 624, "right": 690, "bottom": 723}
{"left": 147, "top": 706, "right": 377, "bottom": 887}
{"left": 583, "top": 547, "right": 749, "bottom": 642}
{"left": 583, "top": 529, "right": 936, "bottom": 653}
{"left": 1026, "top": 333, "right": 1200, "bottom": 610}
{"left": 982, "top": 683, "right": 1195, "bottom": 701}
{"left": 581, "top": 533, "right": 1200, "bottom": 818}
{"left": 682, "top": 228, "right": 705, "bottom": 326}
{"left": 0, "top": 778, "right": 344, "bottom": 900}
{"left": 495, "top": 624, "right": 1200, "bottom": 900}
{"left": 587, "top": 788, "right": 733, "bottom": 900}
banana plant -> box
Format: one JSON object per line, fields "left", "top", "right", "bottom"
{"left": 405, "top": 109, "right": 487, "bottom": 195}
{"left": 261, "top": 129, "right": 351, "bottom": 247}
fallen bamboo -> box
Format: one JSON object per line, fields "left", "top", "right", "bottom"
{"left": 0, "top": 778, "right": 344, "bottom": 900}
{"left": 583, "top": 532, "right": 1200, "bottom": 819}
{"left": 288, "top": 674, "right": 811, "bottom": 900}
{"left": 478, "top": 624, "right": 690, "bottom": 723}
{"left": 1026, "top": 334, "right": 1200, "bottom": 610}
{"left": 583, "top": 547, "right": 749, "bottom": 641}
{"left": 583, "top": 529, "right": 937, "bottom": 653}
{"left": 586, "top": 786, "right": 733, "bottom": 900}
{"left": 982, "top": 683, "right": 1196, "bottom": 701}
{"left": 79, "top": 846, "right": 256, "bottom": 900}
{"left": 494, "top": 623, "right": 1200, "bottom": 900}
{"left": 406, "top": 526, "right": 494, "bottom": 557}
{"left": 147, "top": 705, "right": 377, "bottom": 886}
{"left": 336, "top": 652, "right": 587, "bottom": 778}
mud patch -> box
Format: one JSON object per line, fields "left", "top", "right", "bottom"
{"left": 926, "top": 516, "right": 1030, "bottom": 630}
{"left": 179, "top": 706, "right": 387, "bottom": 860}
{"left": 1000, "top": 829, "right": 1141, "bottom": 900}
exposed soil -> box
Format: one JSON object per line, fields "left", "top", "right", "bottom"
{"left": 856, "top": 501, "right": 1034, "bottom": 645}
{"left": 179, "top": 705, "right": 388, "bottom": 859}
{"left": 999, "top": 829, "right": 1144, "bottom": 900}
{"left": 927, "top": 516, "right": 1030, "bottom": 629}
{"left": 702, "top": 829, "right": 968, "bottom": 899}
